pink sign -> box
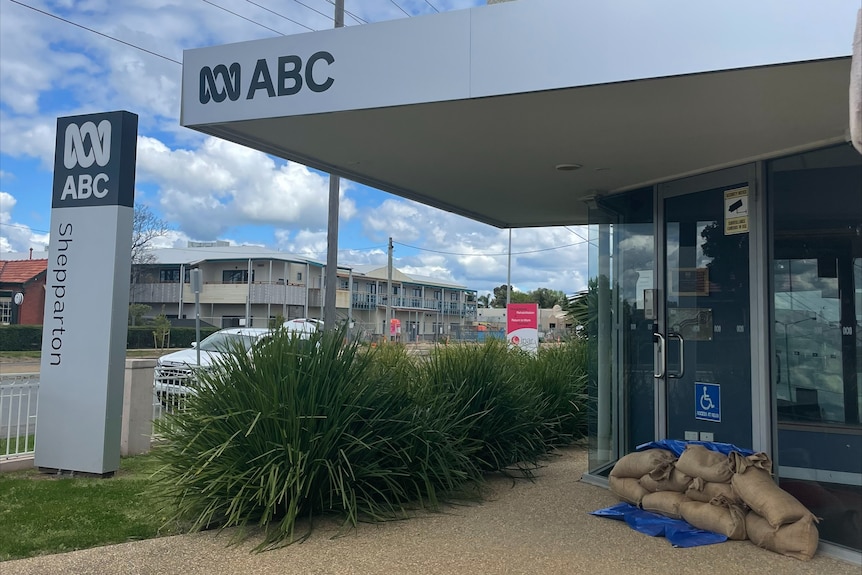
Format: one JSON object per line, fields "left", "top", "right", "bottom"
{"left": 507, "top": 303, "right": 539, "bottom": 354}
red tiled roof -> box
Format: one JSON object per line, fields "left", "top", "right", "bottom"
{"left": 0, "top": 259, "right": 48, "bottom": 284}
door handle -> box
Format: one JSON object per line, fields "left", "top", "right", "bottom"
{"left": 653, "top": 332, "right": 666, "bottom": 378}
{"left": 668, "top": 332, "right": 685, "bottom": 379}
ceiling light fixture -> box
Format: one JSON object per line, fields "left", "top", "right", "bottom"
{"left": 555, "top": 163, "right": 582, "bottom": 171}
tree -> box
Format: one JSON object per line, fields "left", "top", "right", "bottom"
{"left": 490, "top": 284, "right": 531, "bottom": 307}
{"left": 477, "top": 293, "right": 491, "bottom": 308}
{"left": 128, "top": 303, "right": 152, "bottom": 326}
{"left": 132, "top": 204, "right": 170, "bottom": 266}
{"left": 130, "top": 204, "right": 171, "bottom": 305}
{"left": 528, "top": 287, "right": 569, "bottom": 310}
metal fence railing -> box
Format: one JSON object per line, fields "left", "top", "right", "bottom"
{"left": 152, "top": 366, "right": 192, "bottom": 437}
{"left": 0, "top": 373, "right": 39, "bottom": 460}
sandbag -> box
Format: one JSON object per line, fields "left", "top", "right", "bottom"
{"left": 729, "top": 450, "right": 772, "bottom": 475}
{"left": 641, "top": 491, "right": 689, "bottom": 520}
{"left": 609, "top": 476, "right": 649, "bottom": 506}
{"left": 676, "top": 444, "right": 733, "bottom": 483}
{"left": 731, "top": 468, "right": 815, "bottom": 528}
{"left": 679, "top": 500, "right": 747, "bottom": 540}
{"left": 686, "top": 477, "right": 744, "bottom": 506}
{"left": 640, "top": 468, "right": 692, "bottom": 493}
{"left": 746, "top": 512, "right": 819, "bottom": 561}
{"left": 610, "top": 449, "right": 676, "bottom": 479}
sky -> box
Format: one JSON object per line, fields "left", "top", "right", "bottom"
{"left": 0, "top": 0, "right": 592, "bottom": 300}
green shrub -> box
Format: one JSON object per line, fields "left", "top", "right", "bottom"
{"left": 126, "top": 326, "right": 218, "bottom": 349}
{"left": 153, "top": 327, "right": 480, "bottom": 550}
{"left": 414, "top": 340, "right": 551, "bottom": 475}
{"left": 528, "top": 341, "right": 589, "bottom": 446}
{"left": 0, "top": 325, "right": 42, "bottom": 351}
{"left": 0, "top": 325, "right": 219, "bottom": 351}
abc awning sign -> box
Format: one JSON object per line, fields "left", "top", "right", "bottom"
{"left": 52, "top": 111, "right": 137, "bottom": 208}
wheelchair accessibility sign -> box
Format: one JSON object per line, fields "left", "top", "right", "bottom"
{"left": 695, "top": 383, "right": 721, "bottom": 422}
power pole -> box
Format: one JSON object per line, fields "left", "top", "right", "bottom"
{"left": 387, "top": 236, "right": 393, "bottom": 341}
{"left": 506, "top": 228, "right": 512, "bottom": 306}
{"left": 323, "top": 0, "right": 345, "bottom": 330}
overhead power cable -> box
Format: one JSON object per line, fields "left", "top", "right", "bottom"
{"left": 7, "top": 0, "right": 182, "bottom": 65}
{"left": 283, "top": 0, "right": 336, "bottom": 23}
{"left": 200, "top": 0, "right": 297, "bottom": 34}
{"left": 1, "top": 222, "right": 51, "bottom": 234}
{"left": 243, "top": 0, "right": 319, "bottom": 31}
{"left": 388, "top": 0, "right": 411, "bottom": 17}
{"left": 321, "top": 0, "right": 367, "bottom": 24}
{"left": 423, "top": 1, "right": 440, "bottom": 13}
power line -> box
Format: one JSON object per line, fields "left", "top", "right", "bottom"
{"left": 0, "top": 223, "right": 50, "bottom": 234}
{"left": 423, "top": 1, "right": 440, "bottom": 13}
{"left": 321, "top": 0, "right": 367, "bottom": 24}
{"left": 243, "top": 0, "right": 319, "bottom": 31}
{"left": 283, "top": 0, "right": 335, "bottom": 23}
{"left": 564, "top": 226, "right": 589, "bottom": 242}
{"left": 200, "top": 0, "right": 295, "bottom": 35}
{"left": 388, "top": 0, "right": 411, "bottom": 17}
{"left": 393, "top": 238, "right": 589, "bottom": 257}
{"left": 7, "top": 0, "right": 182, "bottom": 65}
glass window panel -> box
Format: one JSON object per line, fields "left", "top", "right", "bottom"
{"left": 770, "top": 143, "right": 862, "bottom": 552}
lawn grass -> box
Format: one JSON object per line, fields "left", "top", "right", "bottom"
{"left": 0, "top": 434, "right": 35, "bottom": 456}
{"left": 0, "top": 450, "right": 182, "bottom": 562}
{"left": 0, "top": 349, "right": 182, "bottom": 362}
{"left": 0, "top": 351, "right": 41, "bottom": 360}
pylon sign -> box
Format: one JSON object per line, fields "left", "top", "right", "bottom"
{"left": 36, "top": 111, "right": 138, "bottom": 475}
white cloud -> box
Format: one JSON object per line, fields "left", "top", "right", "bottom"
{"left": 359, "top": 198, "right": 589, "bottom": 294}
{"left": 0, "top": 191, "right": 50, "bottom": 254}
{"left": 273, "top": 229, "right": 328, "bottom": 259}
{"left": 136, "top": 136, "right": 357, "bottom": 240}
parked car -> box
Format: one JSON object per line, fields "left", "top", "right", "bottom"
{"left": 154, "top": 327, "right": 272, "bottom": 405}
{"left": 282, "top": 317, "right": 322, "bottom": 334}
{"left": 153, "top": 321, "right": 322, "bottom": 406}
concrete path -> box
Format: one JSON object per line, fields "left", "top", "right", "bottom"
{"left": 4, "top": 448, "right": 858, "bottom": 575}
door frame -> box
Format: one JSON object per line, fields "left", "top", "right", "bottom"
{"left": 653, "top": 163, "right": 771, "bottom": 452}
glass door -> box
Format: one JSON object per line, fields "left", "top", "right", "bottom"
{"left": 656, "top": 166, "right": 756, "bottom": 450}
{"left": 585, "top": 187, "right": 655, "bottom": 476}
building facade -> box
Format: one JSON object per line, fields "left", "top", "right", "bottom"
{"left": 178, "top": 0, "right": 861, "bottom": 559}
{"left": 0, "top": 259, "right": 47, "bottom": 325}
{"left": 131, "top": 243, "right": 476, "bottom": 339}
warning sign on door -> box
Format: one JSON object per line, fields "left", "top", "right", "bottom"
{"left": 724, "top": 187, "right": 749, "bottom": 235}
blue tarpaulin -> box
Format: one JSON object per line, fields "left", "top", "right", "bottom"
{"left": 590, "top": 502, "right": 727, "bottom": 548}
{"left": 636, "top": 439, "right": 755, "bottom": 457}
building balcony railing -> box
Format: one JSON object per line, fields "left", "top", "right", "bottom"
{"left": 132, "top": 282, "right": 475, "bottom": 319}
{"left": 350, "top": 293, "right": 476, "bottom": 317}
{"left": 131, "top": 281, "right": 309, "bottom": 306}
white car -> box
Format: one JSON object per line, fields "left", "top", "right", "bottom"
{"left": 154, "top": 327, "right": 273, "bottom": 404}
{"left": 282, "top": 317, "right": 322, "bottom": 334}
{"left": 153, "top": 322, "right": 321, "bottom": 405}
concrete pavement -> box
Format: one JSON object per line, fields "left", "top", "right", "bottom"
{"left": 3, "top": 448, "right": 858, "bottom": 575}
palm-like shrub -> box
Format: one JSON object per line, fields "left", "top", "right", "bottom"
{"left": 413, "top": 340, "right": 551, "bottom": 475}
{"left": 153, "top": 327, "right": 478, "bottom": 549}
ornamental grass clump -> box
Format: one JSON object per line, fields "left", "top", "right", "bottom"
{"left": 153, "top": 327, "right": 478, "bottom": 550}
{"left": 527, "top": 340, "right": 588, "bottom": 446}
{"left": 414, "top": 339, "right": 552, "bottom": 475}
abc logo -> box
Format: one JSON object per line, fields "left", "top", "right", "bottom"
{"left": 199, "top": 52, "right": 334, "bottom": 105}
{"left": 60, "top": 119, "right": 112, "bottom": 201}
{"left": 64, "top": 120, "right": 111, "bottom": 169}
